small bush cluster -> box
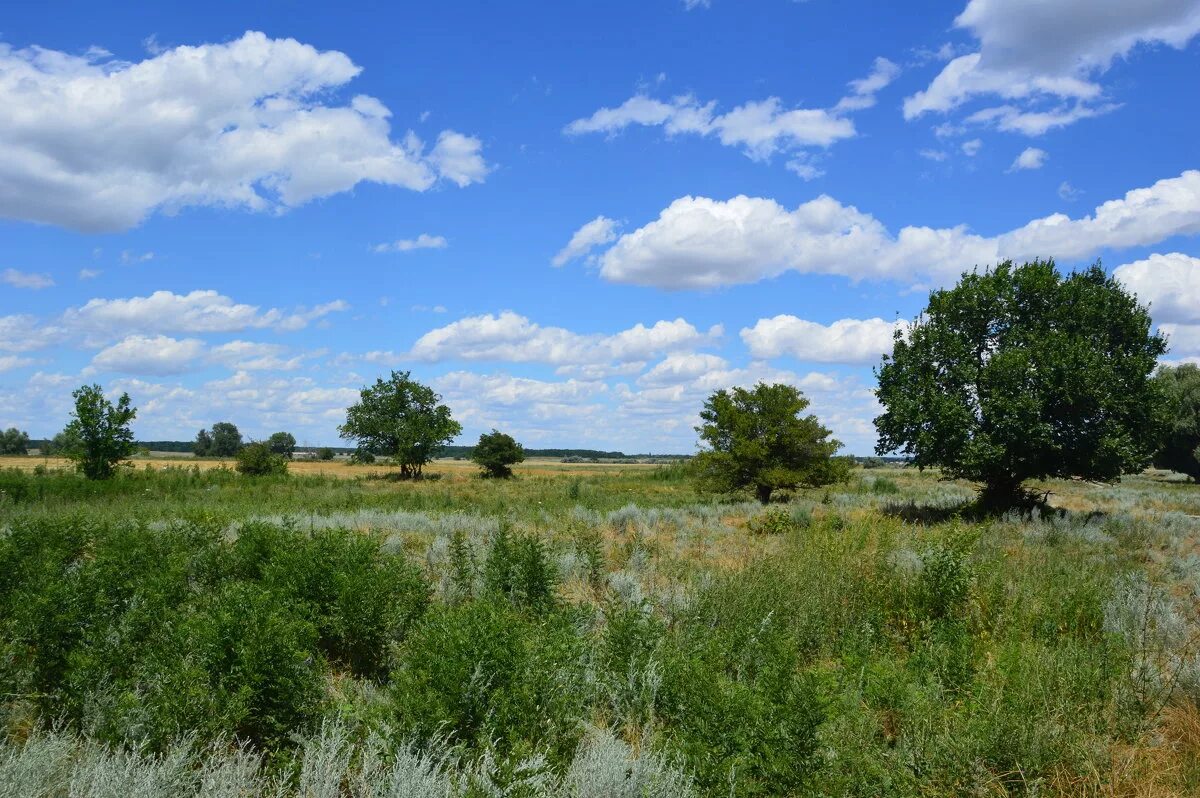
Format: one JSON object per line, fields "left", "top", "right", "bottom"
{"left": 236, "top": 442, "right": 289, "bottom": 476}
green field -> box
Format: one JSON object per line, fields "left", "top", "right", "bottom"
{"left": 2, "top": 461, "right": 1200, "bottom": 796}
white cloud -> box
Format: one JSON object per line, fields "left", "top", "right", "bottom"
{"left": 904, "top": 0, "right": 1200, "bottom": 134}
{"left": 208, "top": 340, "right": 312, "bottom": 371}
{"left": 0, "top": 355, "right": 34, "bottom": 373}
{"left": 90, "top": 334, "right": 206, "bottom": 375}
{"left": 741, "top": 316, "right": 905, "bottom": 363}
{"left": 553, "top": 216, "right": 619, "bottom": 266}
{"left": 0, "top": 31, "right": 489, "bottom": 231}
{"left": 1160, "top": 323, "right": 1200, "bottom": 356}
{"left": 565, "top": 94, "right": 854, "bottom": 160}
{"left": 833, "top": 57, "right": 901, "bottom": 113}
{"left": 64, "top": 290, "right": 348, "bottom": 338}
{"left": 409, "top": 311, "right": 719, "bottom": 367}
{"left": 683, "top": 0, "right": 711, "bottom": 9}
{"left": 919, "top": 149, "right": 949, "bottom": 161}
{"left": 78, "top": 269, "right": 102, "bottom": 280}
{"left": 2, "top": 268, "right": 54, "bottom": 289}
{"left": 592, "top": 169, "right": 1200, "bottom": 289}
{"left": 961, "top": 138, "right": 983, "bottom": 156}
{"left": 1058, "top": 181, "right": 1083, "bottom": 201}
{"left": 372, "top": 234, "right": 448, "bottom": 254}
{"left": 1113, "top": 253, "right": 1200, "bottom": 323}
{"left": 1009, "top": 146, "right": 1048, "bottom": 171}
{"left": 638, "top": 352, "right": 729, "bottom": 386}
{"left": 120, "top": 250, "right": 155, "bottom": 264}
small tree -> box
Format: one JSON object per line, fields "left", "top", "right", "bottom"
{"left": 0, "top": 427, "right": 30, "bottom": 455}
{"left": 693, "top": 382, "right": 849, "bottom": 504}
{"left": 1153, "top": 363, "right": 1200, "bottom": 482}
{"left": 210, "top": 422, "right": 243, "bottom": 457}
{"left": 316, "top": 446, "right": 336, "bottom": 461}
{"left": 193, "top": 428, "right": 214, "bottom": 457}
{"left": 875, "top": 259, "right": 1168, "bottom": 510}
{"left": 267, "top": 431, "right": 297, "bottom": 458}
{"left": 472, "top": 429, "right": 525, "bottom": 478}
{"left": 236, "top": 442, "right": 289, "bottom": 476}
{"left": 339, "top": 371, "right": 462, "bottom": 479}
{"left": 44, "top": 429, "right": 80, "bottom": 457}
{"left": 63, "top": 384, "right": 137, "bottom": 480}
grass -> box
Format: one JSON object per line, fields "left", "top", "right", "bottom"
{"left": 1, "top": 457, "right": 1199, "bottom": 796}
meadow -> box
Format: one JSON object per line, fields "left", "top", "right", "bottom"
{"left": 2, "top": 458, "right": 1200, "bottom": 797}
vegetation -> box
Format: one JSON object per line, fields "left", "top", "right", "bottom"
{"left": 267, "top": 431, "right": 298, "bottom": 458}
{"left": 1154, "top": 363, "right": 1200, "bottom": 481}
{"left": 0, "top": 427, "right": 30, "bottom": 455}
{"left": 61, "top": 384, "right": 137, "bottom": 480}
{"left": 693, "top": 382, "right": 849, "bottom": 503}
{"left": 339, "top": 371, "right": 462, "bottom": 479}
{"left": 236, "top": 442, "right": 290, "bottom": 476}
{"left": 1, "top": 462, "right": 1199, "bottom": 796}
{"left": 471, "top": 429, "right": 525, "bottom": 478}
{"left": 875, "top": 259, "right": 1168, "bottom": 510}
{"left": 316, "top": 446, "right": 336, "bottom": 461}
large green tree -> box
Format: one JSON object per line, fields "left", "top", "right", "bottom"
{"left": 63, "top": 384, "right": 137, "bottom": 480}
{"left": 472, "top": 429, "right": 525, "bottom": 478}
{"left": 875, "top": 259, "right": 1168, "bottom": 509}
{"left": 267, "top": 431, "right": 297, "bottom": 458}
{"left": 339, "top": 371, "right": 462, "bottom": 479}
{"left": 0, "top": 427, "right": 30, "bottom": 455}
{"left": 209, "top": 422, "right": 243, "bottom": 457}
{"left": 1153, "top": 363, "right": 1200, "bottom": 481}
{"left": 193, "top": 428, "right": 214, "bottom": 456}
{"left": 693, "top": 382, "right": 849, "bottom": 504}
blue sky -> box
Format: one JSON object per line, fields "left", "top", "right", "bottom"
{"left": 2, "top": 0, "right": 1199, "bottom": 454}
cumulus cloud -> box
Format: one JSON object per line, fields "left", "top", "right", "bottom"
{"left": 0, "top": 355, "right": 34, "bottom": 373}
{"left": 2, "top": 269, "right": 54, "bottom": 289}
{"left": 208, "top": 340, "right": 314, "bottom": 371}
{"left": 408, "top": 311, "right": 720, "bottom": 367}
{"left": 962, "top": 138, "right": 983, "bottom": 156}
{"left": 371, "top": 234, "right": 448, "bottom": 254}
{"left": 741, "top": 316, "right": 905, "bottom": 363}
{"left": 63, "top": 290, "right": 349, "bottom": 338}
{"left": 1009, "top": 147, "right": 1048, "bottom": 171}
{"left": 1114, "top": 252, "right": 1200, "bottom": 323}
{"left": 833, "top": 57, "right": 902, "bottom": 113}
{"left": 553, "top": 216, "right": 619, "bottom": 266}
{"left": 591, "top": 169, "right": 1200, "bottom": 289}
{"left": 89, "top": 334, "right": 206, "bottom": 375}
{"left": 0, "top": 31, "right": 490, "bottom": 231}
{"left": 904, "top": 0, "right": 1200, "bottom": 134}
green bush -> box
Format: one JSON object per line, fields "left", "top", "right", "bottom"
{"left": 236, "top": 442, "right": 289, "bottom": 476}
{"left": 389, "top": 598, "right": 587, "bottom": 764}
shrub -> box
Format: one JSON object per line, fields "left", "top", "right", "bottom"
{"left": 63, "top": 385, "right": 137, "bottom": 480}
{"left": 316, "top": 447, "right": 336, "bottom": 461}
{"left": 472, "top": 429, "right": 525, "bottom": 478}
{"left": 747, "top": 506, "right": 795, "bottom": 536}
{"left": 235, "top": 442, "right": 289, "bottom": 476}
{"left": 389, "top": 598, "right": 587, "bottom": 764}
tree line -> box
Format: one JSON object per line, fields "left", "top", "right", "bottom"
{"left": 5, "top": 259, "right": 1200, "bottom": 506}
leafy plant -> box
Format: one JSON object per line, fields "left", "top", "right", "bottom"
{"left": 471, "top": 429, "right": 525, "bottom": 478}
{"left": 235, "top": 442, "right": 289, "bottom": 476}
{"left": 875, "top": 259, "right": 1168, "bottom": 510}
{"left": 693, "top": 382, "right": 850, "bottom": 504}
{"left": 62, "top": 384, "right": 137, "bottom": 480}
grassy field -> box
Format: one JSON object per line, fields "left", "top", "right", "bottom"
{"left": 2, "top": 458, "right": 1200, "bottom": 796}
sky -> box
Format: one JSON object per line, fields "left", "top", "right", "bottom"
{"left": 1, "top": 0, "right": 1199, "bottom": 455}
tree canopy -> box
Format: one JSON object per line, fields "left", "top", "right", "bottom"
{"left": 0, "top": 427, "right": 30, "bottom": 455}
{"left": 693, "top": 382, "right": 849, "bottom": 504}
{"left": 874, "top": 259, "right": 1168, "bottom": 509}
{"left": 210, "top": 422, "right": 243, "bottom": 457}
{"left": 63, "top": 384, "right": 137, "bottom": 480}
{"left": 339, "top": 371, "right": 462, "bottom": 479}
{"left": 267, "top": 431, "right": 297, "bottom": 458}
{"left": 1153, "top": 363, "right": 1200, "bottom": 481}
{"left": 472, "top": 430, "right": 525, "bottom": 478}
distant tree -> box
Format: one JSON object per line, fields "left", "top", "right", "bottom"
{"left": 875, "top": 259, "right": 1168, "bottom": 510}
{"left": 267, "top": 431, "right": 297, "bottom": 458}
{"left": 339, "top": 371, "right": 462, "bottom": 479}
{"left": 63, "top": 384, "right": 137, "bottom": 480}
{"left": 693, "top": 382, "right": 849, "bottom": 504}
{"left": 0, "top": 427, "right": 30, "bottom": 455}
{"left": 1153, "top": 363, "right": 1200, "bottom": 482}
{"left": 193, "top": 428, "right": 214, "bottom": 457}
{"left": 316, "top": 447, "right": 336, "bottom": 461}
{"left": 236, "top": 442, "right": 289, "bottom": 476}
{"left": 210, "top": 422, "right": 243, "bottom": 457}
{"left": 472, "top": 429, "right": 525, "bottom": 478}
{"left": 348, "top": 449, "right": 376, "bottom": 465}
{"left": 44, "top": 429, "right": 80, "bottom": 457}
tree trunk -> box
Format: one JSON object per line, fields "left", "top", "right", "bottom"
{"left": 755, "top": 484, "right": 773, "bottom": 504}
